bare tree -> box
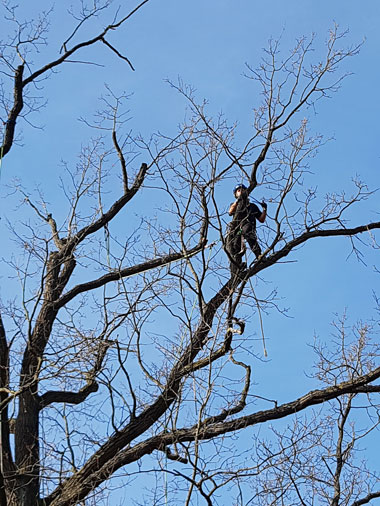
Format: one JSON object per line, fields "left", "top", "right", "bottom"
{"left": 0, "top": 4, "right": 379, "bottom": 505}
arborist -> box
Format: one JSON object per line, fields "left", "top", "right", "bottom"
{"left": 226, "top": 184, "right": 267, "bottom": 274}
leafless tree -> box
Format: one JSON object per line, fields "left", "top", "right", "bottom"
{"left": 0, "top": 4, "right": 379, "bottom": 505}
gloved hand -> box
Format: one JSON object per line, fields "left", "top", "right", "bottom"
{"left": 261, "top": 201, "right": 267, "bottom": 210}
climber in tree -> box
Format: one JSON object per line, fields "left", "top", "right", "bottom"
{"left": 226, "top": 184, "right": 267, "bottom": 274}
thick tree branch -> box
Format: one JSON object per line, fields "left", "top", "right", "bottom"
{"left": 1, "top": 65, "right": 24, "bottom": 157}
{"left": 39, "top": 382, "right": 99, "bottom": 410}
{"left": 56, "top": 239, "right": 209, "bottom": 310}
{"left": 0, "top": 314, "right": 16, "bottom": 496}
{"left": 351, "top": 491, "right": 380, "bottom": 506}
{"left": 250, "top": 221, "right": 380, "bottom": 276}
{"left": 0, "top": 313, "right": 15, "bottom": 474}
{"left": 194, "top": 366, "right": 380, "bottom": 436}
{"left": 0, "top": 314, "right": 8, "bottom": 390}
{"left": 39, "top": 338, "right": 112, "bottom": 410}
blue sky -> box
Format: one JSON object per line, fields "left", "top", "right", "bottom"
{"left": 1, "top": 0, "right": 379, "bottom": 504}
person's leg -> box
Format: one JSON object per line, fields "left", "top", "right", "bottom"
{"left": 242, "top": 224, "right": 261, "bottom": 258}
{"left": 226, "top": 231, "right": 244, "bottom": 274}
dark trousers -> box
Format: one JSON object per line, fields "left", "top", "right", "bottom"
{"left": 226, "top": 223, "right": 261, "bottom": 274}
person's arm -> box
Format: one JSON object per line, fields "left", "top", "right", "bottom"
{"left": 257, "top": 202, "right": 267, "bottom": 223}
{"left": 229, "top": 201, "right": 238, "bottom": 216}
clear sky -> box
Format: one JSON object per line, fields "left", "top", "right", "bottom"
{"left": 1, "top": 1, "right": 379, "bottom": 504}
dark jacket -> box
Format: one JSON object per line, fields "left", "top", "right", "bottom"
{"left": 231, "top": 199, "right": 262, "bottom": 229}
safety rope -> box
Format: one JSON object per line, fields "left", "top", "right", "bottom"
{"left": 251, "top": 285, "right": 267, "bottom": 357}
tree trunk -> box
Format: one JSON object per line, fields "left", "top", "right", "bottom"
{"left": 13, "top": 391, "right": 40, "bottom": 506}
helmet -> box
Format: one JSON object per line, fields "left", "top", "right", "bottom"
{"left": 233, "top": 184, "right": 247, "bottom": 195}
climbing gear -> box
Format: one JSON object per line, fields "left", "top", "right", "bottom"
{"left": 104, "top": 222, "right": 111, "bottom": 269}
{"left": 226, "top": 317, "right": 245, "bottom": 335}
{"left": 252, "top": 286, "right": 268, "bottom": 357}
